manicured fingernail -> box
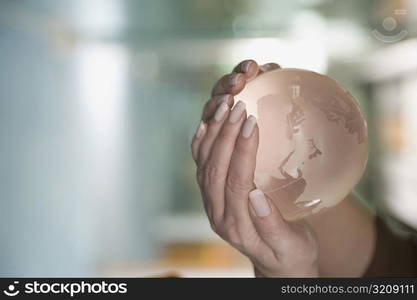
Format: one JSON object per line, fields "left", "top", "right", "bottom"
{"left": 216, "top": 94, "right": 230, "bottom": 105}
{"left": 229, "top": 101, "right": 246, "bottom": 123}
{"left": 227, "top": 73, "right": 240, "bottom": 87}
{"left": 249, "top": 189, "right": 271, "bottom": 217}
{"left": 242, "top": 115, "right": 257, "bottom": 137}
{"left": 242, "top": 61, "right": 252, "bottom": 72}
{"left": 214, "top": 102, "right": 229, "bottom": 122}
{"left": 195, "top": 121, "right": 206, "bottom": 139}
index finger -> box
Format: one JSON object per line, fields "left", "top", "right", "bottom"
{"left": 224, "top": 116, "right": 259, "bottom": 219}
{"left": 211, "top": 60, "right": 259, "bottom": 97}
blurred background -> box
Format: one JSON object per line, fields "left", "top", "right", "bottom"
{"left": 1, "top": 0, "right": 417, "bottom": 277}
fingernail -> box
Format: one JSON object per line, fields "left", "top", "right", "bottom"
{"left": 216, "top": 94, "right": 230, "bottom": 105}
{"left": 214, "top": 102, "right": 229, "bottom": 122}
{"left": 242, "top": 115, "right": 257, "bottom": 138}
{"left": 249, "top": 189, "right": 271, "bottom": 217}
{"left": 260, "top": 63, "right": 280, "bottom": 73}
{"left": 227, "top": 73, "right": 240, "bottom": 87}
{"left": 229, "top": 101, "right": 246, "bottom": 123}
{"left": 195, "top": 121, "right": 206, "bottom": 139}
{"left": 242, "top": 61, "right": 252, "bottom": 72}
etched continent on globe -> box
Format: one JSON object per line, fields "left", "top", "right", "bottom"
{"left": 236, "top": 68, "right": 368, "bottom": 220}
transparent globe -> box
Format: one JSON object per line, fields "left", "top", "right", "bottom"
{"left": 236, "top": 68, "right": 368, "bottom": 220}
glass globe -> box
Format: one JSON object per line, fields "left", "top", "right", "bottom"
{"left": 236, "top": 68, "right": 368, "bottom": 220}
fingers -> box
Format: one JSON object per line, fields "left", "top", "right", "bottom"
{"left": 203, "top": 60, "right": 276, "bottom": 122}
{"left": 201, "top": 94, "right": 233, "bottom": 123}
{"left": 211, "top": 73, "right": 246, "bottom": 97}
{"left": 233, "top": 60, "right": 260, "bottom": 82}
{"left": 202, "top": 101, "right": 247, "bottom": 222}
{"left": 248, "top": 189, "right": 289, "bottom": 252}
{"left": 197, "top": 101, "right": 230, "bottom": 168}
{"left": 211, "top": 60, "right": 259, "bottom": 97}
{"left": 224, "top": 116, "right": 259, "bottom": 218}
{"left": 193, "top": 59, "right": 281, "bottom": 229}
{"left": 191, "top": 121, "right": 207, "bottom": 161}
{"left": 198, "top": 112, "right": 264, "bottom": 259}
{"left": 259, "top": 62, "right": 281, "bottom": 74}
{"left": 197, "top": 59, "right": 280, "bottom": 163}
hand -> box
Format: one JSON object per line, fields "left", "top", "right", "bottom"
{"left": 191, "top": 60, "right": 319, "bottom": 277}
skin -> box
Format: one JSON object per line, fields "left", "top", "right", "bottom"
{"left": 191, "top": 60, "right": 376, "bottom": 277}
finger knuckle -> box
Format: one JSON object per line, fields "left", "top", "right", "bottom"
{"left": 217, "top": 128, "right": 231, "bottom": 141}
{"left": 236, "top": 59, "right": 254, "bottom": 71}
{"left": 226, "top": 172, "right": 252, "bottom": 194}
{"left": 260, "top": 223, "right": 280, "bottom": 241}
{"left": 211, "top": 75, "right": 229, "bottom": 96}
{"left": 261, "top": 229, "right": 279, "bottom": 241}
{"left": 235, "top": 139, "right": 252, "bottom": 156}
{"left": 203, "top": 162, "right": 227, "bottom": 184}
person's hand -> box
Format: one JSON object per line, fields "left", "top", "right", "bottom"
{"left": 191, "top": 60, "right": 319, "bottom": 277}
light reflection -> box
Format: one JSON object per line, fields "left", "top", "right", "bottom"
{"left": 76, "top": 42, "right": 127, "bottom": 139}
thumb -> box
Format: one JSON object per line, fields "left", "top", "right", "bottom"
{"left": 248, "top": 189, "right": 290, "bottom": 251}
